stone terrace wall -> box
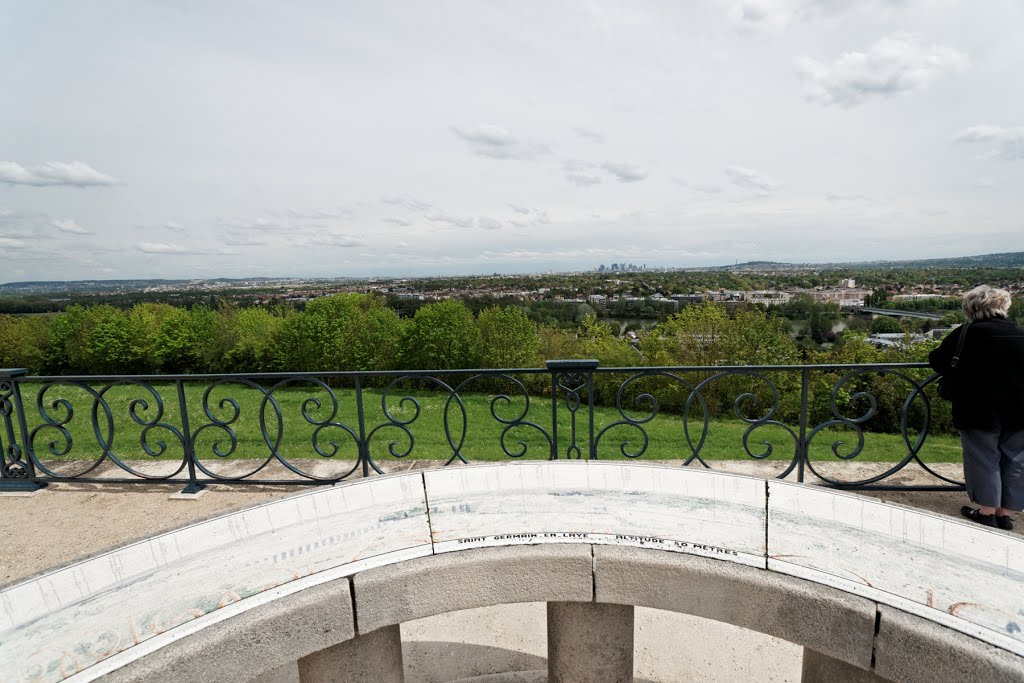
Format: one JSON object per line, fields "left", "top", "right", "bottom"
{"left": 0, "top": 462, "right": 1021, "bottom": 682}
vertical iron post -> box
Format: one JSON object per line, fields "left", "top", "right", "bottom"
{"left": 0, "top": 369, "right": 44, "bottom": 491}
{"left": 176, "top": 378, "right": 205, "bottom": 494}
{"left": 549, "top": 363, "right": 559, "bottom": 460}
{"left": 796, "top": 367, "right": 811, "bottom": 483}
{"left": 545, "top": 360, "right": 600, "bottom": 461}
{"left": 355, "top": 375, "right": 370, "bottom": 478}
{"left": 587, "top": 369, "right": 596, "bottom": 459}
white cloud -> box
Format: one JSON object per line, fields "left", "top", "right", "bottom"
{"left": 382, "top": 216, "right": 413, "bottom": 226}
{"left": 727, "top": 0, "right": 908, "bottom": 29}
{"left": 52, "top": 218, "right": 92, "bottom": 235}
{"left": 0, "top": 161, "right": 119, "bottom": 187}
{"left": 424, "top": 209, "right": 475, "bottom": 228}
{"left": 477, "top": 216, "right": 503, "bottom": 230}
{"left": 224, "top": 232, "right": 270, "bottom": 246}
{"left": 672, "top": 177, "right": 723, "bottom": 194}
{"left": 298, "top": 232, "right": 364, "bottom": 248}
{"left": 0, "top": 237, "right": 27, "bottom": 249}
{"left": 601, "top": 162, "right": 648, "bottom": 183}
{"left": 825, "top": 193, "right": 869, "bottom": 202}
{"left": 508, "top": 207, "right": 550, "bottom": 228}
{"left": 798, "top": 33, "right": 968, "bottom": 107}
{"left": 725, "top": 166, "right": 779, "bottom": 193}
{"left": 381, "top": 194, "right": 432, "bottom": 211}
{"left": 221, "top": 215, "right": 283, "bottom": 231}
{"left": 573, "top": 126, "right": 606, "bottom": 143}
{"left": 565, "top": 171, "right": 602, "bottom": 186}
{"left": 563, "top": 160, "right": 602, "bottom": 186}
{"left": 288, "top": 207, "right": 351, "bottom": 219}
{"left": 162, "top": 221, "right": 188, "bottom": 233}
{"left": 451, "top": 124, "right": 550, "bottom": 160}
{"left": 136, "top": 242, "right": 200, "bottom": 255}
{"left": 953, "top": 125, "right": 1024, "bottom": 161}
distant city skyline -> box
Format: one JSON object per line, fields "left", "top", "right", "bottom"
{"left": 2, "top": 1, "right": 1022, "bottom": 281}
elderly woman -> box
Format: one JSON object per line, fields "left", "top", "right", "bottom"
{"left": 929, "top": 285, "right": 1024, "bottom": 530}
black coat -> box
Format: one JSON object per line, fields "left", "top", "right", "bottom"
{"left": 928, "top": 316, "right": 1024, "bottom": 431}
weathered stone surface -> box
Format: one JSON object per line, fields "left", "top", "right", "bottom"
{"left": 402, "top": 603, "right": 547, "bottom": 682}
{"left": 298, "top": 624, "right": 403, "bottom": 683}
{"left": 425, "top": 462, "right": 766, "bottom": 566}
{"left": 769, "top": 481, "right": 1024, "bottom": 657}
{"left": 248, "top": 661, "right": 299, "bottom": 683}
{"left": 352, "top": 544, "right": 593, "bottom": 634}
{"left": 634, "top": 607, "right": 802, "bottom": 682}
{"left": 548, "top": 601, "right": 634, "bottom": 683}
{"left": 594, "top": 544, "right": 876, "bottom": 670}
{"left": 873, "top": 606, "right": 1024, "bottom": 683}
{"left": 106, "top": 578, "right": 355, "bottom": 683}
{"left": 801, "top": 649, "right": 886, "bottom": 683}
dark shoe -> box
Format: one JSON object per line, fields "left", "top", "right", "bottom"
{"left": 961, "top": 506, "right": 997, "bottom": 527}
{"left": 997, "top": 515, "right": 1014, "bottom": 531}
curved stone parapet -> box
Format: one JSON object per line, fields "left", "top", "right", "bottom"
{"left": 0, "top": 462, "right": 1021, "bottom": 683}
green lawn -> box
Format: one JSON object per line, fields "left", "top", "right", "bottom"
{"left": 11, "top": 381, "right": 963, "bottom": 468}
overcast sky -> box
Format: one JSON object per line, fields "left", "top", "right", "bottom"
{"left": 2, "top": 0, "right": 1022, "bottom": 281}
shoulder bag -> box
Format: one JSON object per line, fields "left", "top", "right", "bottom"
{"left": 938, "top": 322, "right": 970, "bottom": 401}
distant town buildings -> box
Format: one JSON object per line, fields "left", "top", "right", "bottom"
{"left": 743, "top": 290, "right": 791, "bottom": 306}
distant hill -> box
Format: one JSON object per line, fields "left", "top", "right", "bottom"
{"left": 722, "top": 252, "right": 1024, "bottom": 271}
{"left": 2, "top": 251, "right": 1022, "bottom": 294}
{"left": 0, "top": 277, "right": 291, "bottom": 294}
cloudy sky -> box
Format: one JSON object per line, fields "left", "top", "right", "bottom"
{"left": 1, "top": 0, "right": 1022, "bottom": 281}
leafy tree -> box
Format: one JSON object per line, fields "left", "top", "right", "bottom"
{"left": 223, "top": 307, "right": 285, "bottom": 372}
{"left": 477, "top": 306, "right": 540, "bottom": 369}
{"left": 153, "top": 307, "right": 219, "bottom": 373}
{"left": 357, "top": 306, "right": 404, "bottom": 371}
{"left": 536, "top": 325, "right": 578, "bottom": 362}
{"left": 938, "top": 311, "right": 966, "bottom": 326}
{"left": 637, "top": 303, "right": 797, "bottom": 417}
{"left": 126, "top": 303, "right": 178, "bottom": 372}
{"left": 46, "top": 305, "right": 91, "bottom": 374}
{"left": 272, "top": 294, "right": 401, "bottom": 372}
{"left": 639, "top": 302, "right": 732, "bottom": 367}
{"left": 0, "top": 314, "right": 52, "bottom": 373}
{"left": 870, "top": 316, "right": 903, "bottom": 334}
{"left": 82, "top": 306, "right": 144, "bottom": 374}
{"left": 1008, "top": 296, "right": 1023, "bottom": 324}
{"left": 807, "top": 309, "right": 829, "bottom": 344}
{"left": 400, "top": 299, "right": 480, "bottom": 370}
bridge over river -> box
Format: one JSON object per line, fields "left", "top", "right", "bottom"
{"left": 858, "top": 307, "right": 945, "bottom": 321}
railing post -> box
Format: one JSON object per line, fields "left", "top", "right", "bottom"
{"left": 176, "top": 378, "right": 205, "bottom": 495}
{"left": 545, "top": 360, "right": 600, "bottom": 461}
{"left": 587, "top": 369, "right": 596, "bottom": 460}
{"left": 355, "top": 375, "right": 370, "bottom": 478}
{"left": 0, "top": 369, "right": 44, "bottom": 492}
{"left": 797, "top": 367, "right": 811, "bottom": 483}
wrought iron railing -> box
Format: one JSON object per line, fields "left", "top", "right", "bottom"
{"left": 0, "top": 361, "right": 961, "bottom": 493}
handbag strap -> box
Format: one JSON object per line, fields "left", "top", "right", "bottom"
{"left": 950, "top": 321, "right": 970, "bottom": 369}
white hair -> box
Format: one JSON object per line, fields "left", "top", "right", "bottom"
{"left": 962, "top": 285, "right": 1012, "bottom": 321}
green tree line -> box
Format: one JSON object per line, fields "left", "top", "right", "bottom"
{"left": 0, "top": 294, "right": 958, "bottom": 434}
